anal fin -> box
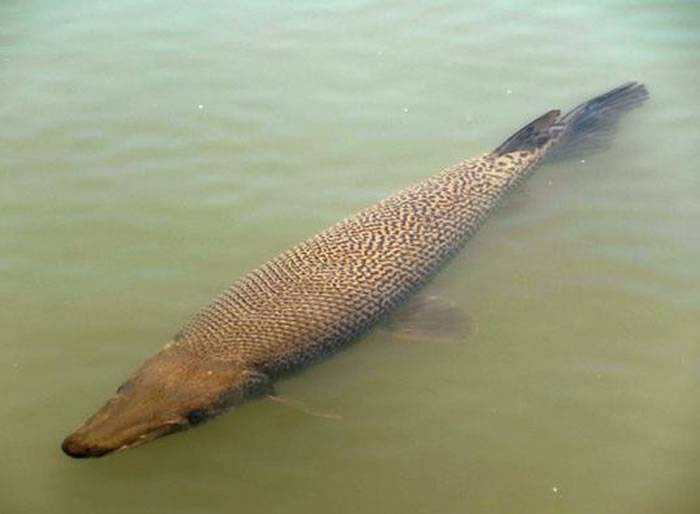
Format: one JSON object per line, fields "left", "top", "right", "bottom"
{"left": 385, "top": 294, "right": 474, "bottom": 344}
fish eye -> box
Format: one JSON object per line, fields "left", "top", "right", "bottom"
{"left": 186, "top": 410, "right": 207, "bottom": 425}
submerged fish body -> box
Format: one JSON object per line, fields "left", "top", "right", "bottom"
{"left": 62, "top": 83, "right": 649, "bottom": 458}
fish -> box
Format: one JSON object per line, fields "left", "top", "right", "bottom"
{"left": 61, "top": 82, "right": 649, "bottom": 458}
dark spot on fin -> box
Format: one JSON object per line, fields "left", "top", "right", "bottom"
{"left": 385, "top": 294, "right": 474, "bottom": 343}
{"left": 493, "top": 109, "right": 561, "bottom": 156}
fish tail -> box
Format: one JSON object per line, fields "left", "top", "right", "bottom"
{"left": 493, "top": 82, "right": 649, "bottom": 161}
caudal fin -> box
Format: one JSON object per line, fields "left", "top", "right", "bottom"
{"left": 494, "top": 82, "right": 649, "bottom": 161}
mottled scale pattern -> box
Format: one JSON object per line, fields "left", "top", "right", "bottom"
{"left": 174, "top": 150, "right": 543, "bottom": 376}
{"left": 174, "top": 81, "right": 648, "bottom": 378}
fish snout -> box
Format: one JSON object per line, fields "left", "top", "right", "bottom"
{"left": 61, "top": 434, "right": 111, "bottom": 458}
{"left": 61, "top": 392, "right": 190, "bottom": 458}
{"left": 60, "top": 348, "right": 251, "bottom": 458}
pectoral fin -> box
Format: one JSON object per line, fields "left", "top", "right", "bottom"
{"left": 385, "top": 294, "right": 474, "bottom": 343}
{"left": 267, "top": 395, "right": 343, "bottom": 420}
{"left": 243, "top": 369, "right": 274, "bottom": 397}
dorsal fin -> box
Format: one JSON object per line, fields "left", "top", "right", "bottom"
{"left": 493, "top": 109, "right": 561, "bottom": 156}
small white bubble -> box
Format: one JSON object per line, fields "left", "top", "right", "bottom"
{"left": 552, "top": 486, "right": 559, "bottom": 493}
{"left": 402, "top": 107, "right": 409, "bottom": 113}
{"left": 377, "top": 50, "right": 384, "bottom": 56}
{"left": 506, "top": 89, "right": 513, "bottom": 95}
{"left": 580, "top": 159, "right": 586, "bottom": 164}
{"left": 198, "top": 104, "right": 204, "bottom": 110}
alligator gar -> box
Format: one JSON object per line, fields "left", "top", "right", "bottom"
{"left": 61, "top": 82, "right": 648, "bottom": 458}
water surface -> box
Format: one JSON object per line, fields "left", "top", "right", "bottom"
{"left": 2, "top": 1, "right": 699, "bottom": 513}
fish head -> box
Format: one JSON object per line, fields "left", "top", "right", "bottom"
{"left": 61, "top": 345, "right": 269, "bottom": 458}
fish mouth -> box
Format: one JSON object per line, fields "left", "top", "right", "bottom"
{"left": 61, "top": 421, "right": 185, "bottom": 459}
{"left": 61, "top": 437, "right": 113, "bottom": 459}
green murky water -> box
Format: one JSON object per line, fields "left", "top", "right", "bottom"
{"left": 2, "top": 1, "right": 699, "bottom": 513}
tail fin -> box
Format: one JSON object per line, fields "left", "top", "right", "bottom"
{"left": 494, "top": 82, "right": 649, "bottom": 161}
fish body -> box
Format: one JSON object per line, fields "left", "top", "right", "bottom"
{"left": 62, "top": 83, "right": 648, "bottom": 457}
{"left": 177, "top": 150, "right": 537, "bottom": 373}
